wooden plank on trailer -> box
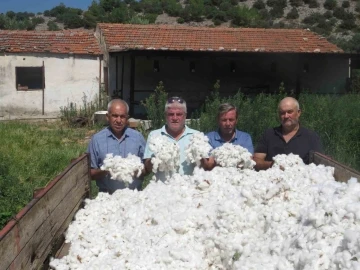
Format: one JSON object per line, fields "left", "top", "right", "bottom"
{"left": 310, "top": 152, "right": 360, "bottom": 183}
{"left": 0, "top": 154, "right": 90, "bottom": 270}
{"left": 8, "top": 169, "right": 89, "bottom": 270}
{"left": 0, "top": 225, "right": 18, "bottom": 270}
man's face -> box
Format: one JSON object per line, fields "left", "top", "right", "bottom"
{"left": 218, "top": 109, "right": 237, "bottom": 136}
{"left": 278, "top": 100, "right": 301, "bottom": 129}
{"left": 106, "top": 103, "right": 128, "bottom": 135}
{"left": 166, "top": 106, "right": 186, "bottom": 133}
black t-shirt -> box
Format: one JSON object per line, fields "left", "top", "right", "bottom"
{"left": 255, "top": 126, "right": 323, "bottom": 164}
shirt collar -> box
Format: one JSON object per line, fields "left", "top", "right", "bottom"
{"left": 275, "top": 125, "right": 303, "bottom": 137}
{"left": 106, "top": 126, "right": 129, "bottom": 141}
{"left": 161, "top": 125, "right": 194, "bottom": 139}
{"left": 215, "top": 129, "right": 238, "bottom": 143}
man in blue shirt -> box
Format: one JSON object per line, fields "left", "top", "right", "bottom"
{"left": 87, "top": 99, "right": 146, "bottom": 194}
{"left": 202, "top": 103, "right": 254, "bottom": 170}
{"left": 143, "top": 97, "right": 198, "bottom": 181}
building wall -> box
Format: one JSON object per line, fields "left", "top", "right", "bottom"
{"left": 0, "top": 53, "right": 100, "bottom": 118}
{"left": 110, "top": 52, "right": 348, "bottom": 118}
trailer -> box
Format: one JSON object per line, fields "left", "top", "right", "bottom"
{"left": 0, "top": 152, "right": 359, "bottom": 270}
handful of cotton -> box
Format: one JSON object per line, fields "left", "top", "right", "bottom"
{"left": 100, "top": 153, "right": 144, "bottom": 185}
{"left": 272, "top": 153, "right": 305, "bottom": 170}
{"left": 211, "top": 143, "right": 255, "bottom": 169}
{"left": 185, "top": 132, "right": 212, "bottom": 166}
{"left": 148, "top": 134, "right": 180, "bottom": 173}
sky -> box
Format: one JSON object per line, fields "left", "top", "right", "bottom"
{"left": 0, "top": 0, "right": 93, "bottom": 13}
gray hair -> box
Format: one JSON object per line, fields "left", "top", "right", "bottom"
{"left": 217, "top": 103, "right": 238, "bottom": 118}
{"left": 278, "top": 97, "right": 300, "bottom": 111}
{"left": 107, "top": 99, "right": 129, "bottom": 114}
{"left": 164, "top": 98, "right": 187, "bottom": 113}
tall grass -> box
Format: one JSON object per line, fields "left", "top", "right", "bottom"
{"left": 0, "top": 121, "right": 98, "bottom": 228}
{"left": 60, "top": 91, "right": 109, "bottom": 127}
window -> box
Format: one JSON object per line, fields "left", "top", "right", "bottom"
{"left": 16, "top": 67, "right": 44, "bottom": 90}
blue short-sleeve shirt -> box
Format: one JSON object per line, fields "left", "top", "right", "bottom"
{"left": 144, "top": 125, "right": 198, "bottom": 181}
{"left": 87, "top": 127, "right": 146, "bottom": 193}
{"left": 206, "top": 129, "right": 254, "bottom": 154}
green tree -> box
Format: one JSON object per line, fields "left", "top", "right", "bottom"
{"left": 323, "top": 0, "right": 337, "bottom": 10}
{"left": 162, "top": 0, "right": 182, "bottom": 16}
{"left": 286, "top": 7, "right": 299, "bottom": 19}
{"left": 181, "top": 0, "right": 205, "bottom": 22}
{"left": 49, "top": 3, "right": 67, "bottom": 17}
{"left": 83, "top": 11, "right": 98, "bottom": 28}
{"left": 141, "top": 0, "right": 163, "bottom": 14}
{"left": 100, "top": 0, "right": 122, "bottom": 12}
{"left": 230, "top": 6, "right": 261, "bottom": 27}
{"left": 108, "top": 5, "right": 131, "bottom": 23}
{"left": 60, "top": 12, "right": 84, "bottom": 29}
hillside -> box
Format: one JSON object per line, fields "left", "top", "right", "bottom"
{"left": 1, "top": 0, "right": 360, "bottom": 52}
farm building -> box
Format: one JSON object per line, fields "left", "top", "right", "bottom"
{"left": 0, "top": 30, "right": 102, "bottom": 119}
{"left": 96, "top": 24, "right": 349, "bottom": 118}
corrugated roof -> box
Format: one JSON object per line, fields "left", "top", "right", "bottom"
{"left": 97, "top": 23, "right": 343, "bottom": 53}
{"left": 0, "top": 30, "right": 102, "bottom": 55}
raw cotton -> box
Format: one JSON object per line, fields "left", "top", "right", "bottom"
{"left": 50, "top": 154, "right": 360, "bottom": 270}
{"left": 148, "top": 134, "right": 180, "bottom": 174}
{"left": 100, "top": 153, "right": 144, "bottom": 186}
{"left": 211, "top": 143, "right": 255, "bottom": 169}
{"left": 185, "top": 132, "right": 212, "bottom": 166}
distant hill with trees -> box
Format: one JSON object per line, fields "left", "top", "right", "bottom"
{"left": 1, "top": 0, "right": 360, "bottom": 52}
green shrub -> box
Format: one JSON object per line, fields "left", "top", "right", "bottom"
{"left": 267, "top": 0, "right": 287, "bottom": 8}
{"left": 230, "top": 6, "right": 262, "bottom": 27}
{"left": 302, "top": 12, "right": 323, "bottom": 24}
{"left": 323, "top": 10, "right": 332, "bottom": 19}
{"left": 47, "top": 20, "right": 60, "bottom": 30}
{"left": 342, "top": 0, "right": 350, "bottom": 8}
{"left": 286, "top": 7, "right": 299, "bottom": 19}
{"left": 324, "top": 0, "right": 337, "bottom": 10}
{"left": 141, "top": 81, "right": 168, "bottom": 129}
{"left": 163, "top": 0, "right": 182, "bottom": 16}
{"left": 308, "top": 0, "right": 319, "bottom": 8}
{"left": 253, "top": 0, "right": 266, "bottom": 10}
{"left": 177, "top": 17, "right": 185, "bottom": 23}
{"left": 290, "top": 0, "right": 303, "bottom": 7}
{"left": 270, "top": 6, "right": 285, "bottom": 18}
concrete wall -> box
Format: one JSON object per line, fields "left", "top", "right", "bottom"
{"left": 109, "top": 52, "right": 349, "bottom": 118}
{"left": 0, "top": 53, "right": 101, "bottom": 119}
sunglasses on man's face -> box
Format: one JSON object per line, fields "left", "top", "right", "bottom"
{"left": 167, "top": 97, "right": 184, "bottom": 104}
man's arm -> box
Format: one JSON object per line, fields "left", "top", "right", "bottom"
{"left": 144, "top": 158, "right": 153, "bottom": 174}
{"left": 253, "top": 153, "right": 273, "bottom": 171}
{"left": 90, "top": 168, "right": 109, "bottom": 181}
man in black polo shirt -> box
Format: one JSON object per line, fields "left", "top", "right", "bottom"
{"left": 253, "top": 97, "right": 323, "bottom": 170}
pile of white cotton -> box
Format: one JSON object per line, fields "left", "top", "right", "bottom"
{"left": 50, "top": 154, "right": 360, "bottom": 270}
{"left": 185, "top": 132, "right": 212, "bottom": 166}
{"left": 211, "top": 143, "right": 255, "bottom": 169}
{"left": 148, "top": 134, "right": 180, "bottom": 174}
{"left": 100, "top": 153, "right": 143, "bottom": 185}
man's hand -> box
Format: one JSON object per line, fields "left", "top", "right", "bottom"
{"left": 253, "top": 153, "right": 273, "bottom": 171}
{"left": 201, "top": 157, "right": 216, "bottom": 171}
{"left": 90, "top": 168, "right": 110, "bottom": 181}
